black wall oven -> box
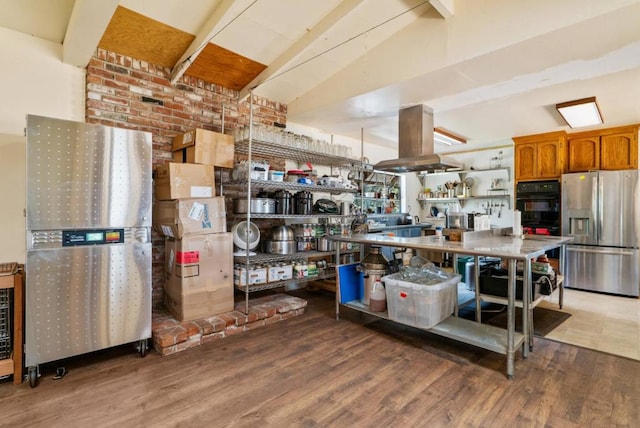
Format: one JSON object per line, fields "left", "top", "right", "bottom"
{"left": 516, "top": 180, "right": 561, "bottom": 258}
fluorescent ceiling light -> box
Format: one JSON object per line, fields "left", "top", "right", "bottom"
{"left": 556, "top": 96, "right": 603, "bottom": 128}
{"left": 434, "top": 127, "right": 466, "bottom": 146}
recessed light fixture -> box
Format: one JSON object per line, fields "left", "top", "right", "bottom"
{"left": 434, "top": 127, "right": 466, "bottom": 146}
{"left": 556, "top": 96, "right": 603, "bottom": 128}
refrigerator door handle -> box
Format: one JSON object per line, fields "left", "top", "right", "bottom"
{"left": 597, "top": 175, "right": 604, "bottom": 242}
{"left": 567, "top": 247, "right": 635, "bottom": 257}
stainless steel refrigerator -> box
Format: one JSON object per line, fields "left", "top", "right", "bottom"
{"left": 25, "top": 115, "right": 152, "bottom": 386}
{"left": 561, "top": 170, "right": 640, "bottom": 296}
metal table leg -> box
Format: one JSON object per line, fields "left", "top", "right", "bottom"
{"left": 559, "top": 244, "right": 566, "bottom": 309}
{"left": 335, "top": 245, "right": 341, "bottom": 320}
{"left": 507, "top": 258, "right": 516, "bottom": 379}
{"left": 474, "top": 255, "right": 482, "bottom": 323}
{"left": 523, "top": 257, "right": 532, "bottom": 355}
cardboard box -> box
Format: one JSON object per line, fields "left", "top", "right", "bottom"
{"left": 153, "top": 197, "right": 226, "bottom": 238}
{"left": 154, "top": 162, "right": 215, "bottom": 201}
{"left": 234, "top": 265, "right": 267, "bottom": 286}
{"left": 172, "top": 129, "right": 234, "bottom": 168}
{"left": 164, "top": 233, "right": 234, "bottom": 321}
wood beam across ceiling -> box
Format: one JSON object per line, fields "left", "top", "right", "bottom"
{"left": 429, "top": 0, "right": 454, "bottom": 19}
{"left": 238, "top": 0, "right": 367, "bottom": 101}
{"left": 62, "top": 0, "right": 119, "bottom": 66}
{"left": 169, "top": 0, "right": 243, "bottom": 84}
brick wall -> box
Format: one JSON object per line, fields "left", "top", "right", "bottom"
{"left": 85, "top": 48, "right": 288, "bottom": 308}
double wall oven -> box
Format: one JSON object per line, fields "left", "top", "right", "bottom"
{"left": 515, "top": 180, "right": 561, "bottom": 258}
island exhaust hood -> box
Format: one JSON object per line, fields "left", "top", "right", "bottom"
{"left": 374, "top": 105, "right": 463, "bottom": 173}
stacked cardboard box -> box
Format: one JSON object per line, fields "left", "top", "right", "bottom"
{"left": 154, "top": 129, "right": 235, "bottom": 322}
{"left": 172, "top": 128, "right": 234, "bottom": 169}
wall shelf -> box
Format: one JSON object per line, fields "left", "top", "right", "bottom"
{"left": 417, "top": 194, "right": 511, "bottom": 208}
{"left": 417, "top": 166, "right": 511, "bottom": 182}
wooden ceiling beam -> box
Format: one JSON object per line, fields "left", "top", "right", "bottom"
{"left": 238, "top": 0, "right": 368, "bottom": 101}
{"left": 429, "top": 0, "right": 454, "bottom": 19}
{"left": 62, "top": 0, "right": 119, "bottom": 66}
{"left": 170, "top": 0, "right": 251, "bottom": 85}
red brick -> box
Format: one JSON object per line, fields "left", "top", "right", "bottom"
{"left": 224, "top": 325, "right": 244, "bottom": 336}
{"left": 201, "top": 332, "right": 225, "bottom": 344}
{"left": 244, "top": 320, "right": 266, "bottom": 331}
{"left": 264, "top": 314, "right": 283, "bottom": 325}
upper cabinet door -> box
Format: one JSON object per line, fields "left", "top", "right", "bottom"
{"left": 537, "top": 139, "right": 564, "bottom": 178}
{"left": 513, "top": 131, "right": 566, "bottom": 181}
{"left": 514, "top": 143, "right": 537, "bottom": 180}
{"left": 600, "top": 129, "right": 638, "bottom": 170}
{"left": 568, "top": 135, "right": 600, "bottom": 172}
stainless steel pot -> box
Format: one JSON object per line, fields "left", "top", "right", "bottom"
{"left": 233, "top": 197, "right": 276, "bottom": 214}
{"left": 264, "top": 240, "right": 297, "bottom": 255}
{"left": 398, "top": 213, "right": 413, "bottom": 225}
{"left": 316, "top": 235, "right": 336, "bottom": 252}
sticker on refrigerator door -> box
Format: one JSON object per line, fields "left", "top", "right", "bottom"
{"left": 190, "top": 186, "right": 213, "bottom": 197}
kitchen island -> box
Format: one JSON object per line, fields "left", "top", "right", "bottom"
{"left": 329, "top": 230, "right": 573, "bottom": 378}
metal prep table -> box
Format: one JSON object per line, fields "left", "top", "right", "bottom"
{"left": 330, "top": 230, "right": 572, "bottom": 378}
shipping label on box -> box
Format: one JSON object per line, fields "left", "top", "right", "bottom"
{"left": 153, "top": 197, "right": 226, "bottom": 238}
{"left": 154, "top": 162, "right": 215, "bottom": 201}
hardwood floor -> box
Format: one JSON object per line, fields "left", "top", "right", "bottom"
{"left": 1, "top": 289, "right": 639, "bottom": 427}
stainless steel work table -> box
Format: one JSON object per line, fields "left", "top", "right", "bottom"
{"left": 329, "top": 231, "right": 573, "bottom": 378}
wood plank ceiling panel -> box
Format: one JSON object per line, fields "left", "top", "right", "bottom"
{"left": 98, "top": 6, "right": 195, "bottom": 68}
{"left": 186, "top": 43, "right": 267, "bottom": 91}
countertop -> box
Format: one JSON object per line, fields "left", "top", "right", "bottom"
{"left": 375, "top": 223, "right": 434, "bottom": 231}
{"left": 329, "top": 232, "right": 573, "bottom": 260}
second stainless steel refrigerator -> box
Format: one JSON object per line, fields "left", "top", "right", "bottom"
{"left": 561, "top": 170, "right": 640, "bottom": 296}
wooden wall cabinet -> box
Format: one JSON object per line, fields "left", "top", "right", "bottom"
{"left": 567, "top": 125, "right": 639, "bottom": 172}
{"left": 513, "top": 131, "right": 566, "bottom": 181}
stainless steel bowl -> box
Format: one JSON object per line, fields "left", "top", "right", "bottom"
{"left": 270, "top": 225, "right": 294, "bottom": 241}
{"left": 264, "top": 240, "right": 297, "bottom": 255}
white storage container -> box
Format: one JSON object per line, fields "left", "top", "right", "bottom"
{"left": 267, "top": 263, "right": 293, "bottom": 282}
{"left": 382, "top": 272, "right": 460, "bottom": 329}
{"left": 269, "top": 170, "right": 285, "bottom": 181}
{"left": 234, "top": 265, "right": 267, "bottom": 286}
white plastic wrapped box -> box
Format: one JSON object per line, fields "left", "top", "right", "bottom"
{"left": 382, "top": 272, "right": 460, "bottom": 329}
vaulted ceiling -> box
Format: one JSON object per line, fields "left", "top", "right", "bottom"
{"left": 2, "top": 0, "right": 640, "bottom": 151}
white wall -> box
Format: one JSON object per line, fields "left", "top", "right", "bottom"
{"left": 0, "top": 27, "right": 85, "bottom": 263}
{"left": 405, "top": 143, "right": 515, "bottom": 229}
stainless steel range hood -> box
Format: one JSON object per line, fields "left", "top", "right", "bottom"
{"left": 374, "top": 105, "right": 463, "bottom": 173}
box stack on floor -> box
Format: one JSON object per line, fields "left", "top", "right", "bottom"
{"left": 153, "top": 128, "right": 235, "bottom": 322}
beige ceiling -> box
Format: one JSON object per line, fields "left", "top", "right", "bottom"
{"left": 1, "top": 0, "right": 640, "bottom": 151}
